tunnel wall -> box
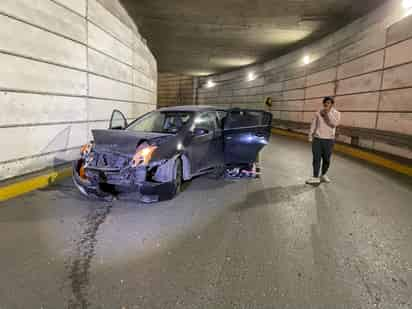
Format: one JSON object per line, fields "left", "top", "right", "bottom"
{"left": 158, "top": 74, "right": 194, "bottom": 108}
{"left": 0, "top": 0, "right": 157, "bottom": 181}
{"left": 197, "top": 0, "right": 412, "bottom": 159}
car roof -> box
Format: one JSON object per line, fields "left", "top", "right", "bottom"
{"left": 157, "top": 105, "right": 228, "bottom": 112}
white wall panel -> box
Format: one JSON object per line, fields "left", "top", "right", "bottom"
{"left": 0, "top": 0, "right": 87, "bottom": 42}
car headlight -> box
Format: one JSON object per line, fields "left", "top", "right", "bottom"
{"left": 131, "top": 145, "right": 157, "bottom": 167}
{"left": 80, "top": 142, "right": 93, "bottom": 156}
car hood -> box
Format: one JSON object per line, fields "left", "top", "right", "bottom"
{"left": 92, "top": 129, "right": 173, "bottom": 154}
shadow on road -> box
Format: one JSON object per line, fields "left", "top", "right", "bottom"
{"left": 232, "top": 184, "right": 314, "bottom": 211}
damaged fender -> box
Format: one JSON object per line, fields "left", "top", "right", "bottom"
{"left": 151, "top": 154, "right": 180, "bottom": 183}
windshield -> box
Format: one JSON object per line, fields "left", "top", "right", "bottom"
{"left": 127, "top": 111, "right": 194, "bottom": 134}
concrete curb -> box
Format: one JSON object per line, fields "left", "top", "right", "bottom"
{"left": 0, "top": 167, "right": 72, "bottom": 202}
{"left": 272, "top": 128, "right": 412, "bottom": 177}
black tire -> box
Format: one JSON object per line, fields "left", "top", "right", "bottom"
{"left": 172, "top": 158, "right": 183, "bottom": 197}
{"left": 208, "top": 165, "right": 225, "bottom": 179}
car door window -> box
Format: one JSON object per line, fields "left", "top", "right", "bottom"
{"left": 193, "top": 112, "right": 215, "bottom": 133}
{"left": 216, "top": 111, "right": 227, "bottom": 129}
{"left": 223, "top": 109, "right": 272, "bottom": 165}
{"left": 206, "top": 112, "right": 218, "bottom": 132}
{"left": 110, "top": 110, "right": 127, "bottom": 130}
{"left": 224, "top": 109, "right": 271, "bottom": 130}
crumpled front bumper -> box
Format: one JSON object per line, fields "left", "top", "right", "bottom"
{"left": 72, "top": 161, "right": 175, "bottom": 203}
{"left": 72, "top": 161, "right": 102, "bottom": 197}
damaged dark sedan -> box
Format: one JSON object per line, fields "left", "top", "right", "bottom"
{"left": 73, "top": 106, "right": 272, "bottom": 203}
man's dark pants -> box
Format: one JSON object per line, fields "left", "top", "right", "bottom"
{"left": 312, "top": 137, "right": 335, "bottom": 177}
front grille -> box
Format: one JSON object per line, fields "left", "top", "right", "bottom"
{"left": 85, "top": 151, "right": 147, "bottom": 185}
{"left": 92, "top": 152, "right": 131, "bottom": 169}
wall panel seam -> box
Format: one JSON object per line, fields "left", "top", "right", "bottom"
{"left": 207, "top": 65, "right": 386, "bottom": 91}
{"left": 262, "top": 47, "right": 387, "bottom": 84}
{"left": 375, "top": 26, "right": 389, "bottom": 133}
{"left": 0, "top": 88, "right": 155, "bottom": 105}
{"left": 88, "top": 72, "right": 154, "bottom": 93}
{"left": 49, "top": 0, "right": 86, "bottom": 17}
{"left": 0, "top": 48, "right": 154, "bottom": 92}
{"left": 0, "top": 49, "right": 87, "bottom": 72}
{"left": 383, "top": 59, "right": 412, "bottom": 70}
{"left": 304, "top": 80, "right": 337, "bottom": 88}
{"left": 0, "top": 11, "right": 87, "bottom": 46}
{"left": 0, "top": 119, "right": 112, "bottom": 129}
{"left": 88, "top": 46, "right": 154, "bottom": 79}
{"left": 87, "top": 18, "right": 134, "bottom": 51}
{"left": 386, "top": 35, "right": 412, "bottom": 48}
{"left": 271, "top": 110, "right": 412, "bottom": 113}
{"left": 94, "top": 0, "right": 140, "bottom": 37}
{"left": 262, "top": 32, "right": 385, "bottom": 76}
{"left": 337, "top": 68, "right": 388, "bottom": 83}
{"left": 86, "top": 0, "right": 91, "bottom": 141}
{"left": 0, "top": 117, "right": 139, "bottom": 129}
{"left": 0, "top": 147, "right": 82, "bottom": 165}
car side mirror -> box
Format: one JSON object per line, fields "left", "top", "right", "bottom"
{"left": 193, "top": 128, "right": 209, "bottom": 136}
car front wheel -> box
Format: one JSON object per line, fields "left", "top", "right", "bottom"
{"left": 172, "top": 158, "right": 183, "bottom": 196}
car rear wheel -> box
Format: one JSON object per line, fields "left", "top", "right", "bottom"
{"left": 172, "top": 158, "right": 183, "bottom": 196}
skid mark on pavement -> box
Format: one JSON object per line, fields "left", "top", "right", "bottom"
{"left": 66, "top": 202, "right": 113, "bottom": 309}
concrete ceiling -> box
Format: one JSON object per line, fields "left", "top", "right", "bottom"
{"left": 121, "top": 0, "right": 386, "bottom": 75}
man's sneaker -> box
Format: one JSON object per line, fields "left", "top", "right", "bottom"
{"left": 321, "top": 175, "right": 331, "bottom": 183}
{"left": 306, "top": 177, "right": 321, "bottom": 185}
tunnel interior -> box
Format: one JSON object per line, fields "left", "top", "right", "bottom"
{"left": 1, "top": 0, "right": 411, "bottom": 181}
{"left": 0, "top": 0, "right": 411, "bottom": 308}
{"left": 155, "top": 0, "right": 412, "bottom": 162}
{"left": 120, "top": 0, "right": 387, "bottom": 75}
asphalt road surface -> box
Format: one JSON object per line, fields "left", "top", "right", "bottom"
{"left": 1, "top": 136, "right": 411, "bottom": 309}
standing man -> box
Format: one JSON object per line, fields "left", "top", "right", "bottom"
{"left": 306, "top": 97, "right": 341, "bottom": 185}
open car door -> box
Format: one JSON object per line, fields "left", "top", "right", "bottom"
{"left": 223, "top": 109, "right": 272, "bottom": 165}
{"left": 109, "top": 109, "right": 127, "bottom": 130}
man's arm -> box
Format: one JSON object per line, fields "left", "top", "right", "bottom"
{"left": 309, "top": 113, "right": 318, "bottom": 142}
{"left": 322, "top": 109, "right": 340, "bottom": 128}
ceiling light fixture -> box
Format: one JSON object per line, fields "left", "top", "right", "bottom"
{"left": 303, "top": 55, "right": 311, "bottom": 65}
{"left": 403, "top": 0, "right": 412, "bottom": 9}
{"left": 206, "top": 80, "right": 215, "bottom": 88}
{"left": 247, "top": 72, "right": 256, "bottom": 82}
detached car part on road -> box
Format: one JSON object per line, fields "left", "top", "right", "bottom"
{"left": 73, "top": 106, "right": 272, "bottom": 203}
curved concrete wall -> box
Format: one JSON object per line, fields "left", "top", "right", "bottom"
{"left": 0, "top": 0, "right": 157, "bottom": 180}
{"left": 197, "top": 0, "right": 412, "bottom": 159}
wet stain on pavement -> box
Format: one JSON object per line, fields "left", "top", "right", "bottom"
{"left": 66, "top": 202, "right": 113, "bottom": 309}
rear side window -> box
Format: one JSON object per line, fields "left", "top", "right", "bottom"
{"left": 193, "top": 112, "right": 216, "bottom": 132}
{"left": 216, "top": 111, "right": 227, "bottom": 129}
{"left": 224, "top": 110, "right": 271, "bottom": 129}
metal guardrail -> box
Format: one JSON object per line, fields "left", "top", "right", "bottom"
{"left": 272, "top": 119, "right": 412, "bottom": 149}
